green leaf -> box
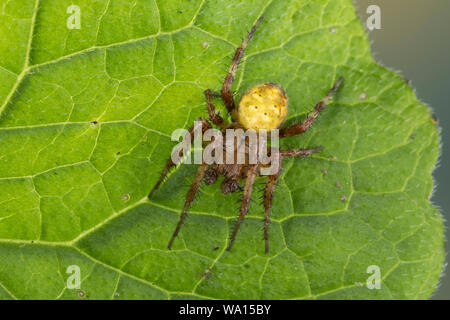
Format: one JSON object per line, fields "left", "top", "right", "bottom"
{"left": 0, "top": 0, "right": 443, "bottom": 300}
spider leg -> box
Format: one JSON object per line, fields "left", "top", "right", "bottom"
{"left": 263, "top": 164, "right": 282, "bottom": 254}
{"left": 260, "top": 148, "right": 320, "bottom": 252}
{"left": 168, "top": 163, "right": 208, "bottom": 249}
{"left": 280, "top": 147, "right": 323, "bottom": 157}
{"left": 227, "top": 164, "right": 259, "bottom": 251}
{"left": 280, "top": 77, "right": 343, "bottom": 138}
{"left": 148, "top": 118, "right": 211, "bottom": 199}
{"left": 205, "top": 89, "right": 228, "bottom": 129}
{"left": 221, "top": 16, "right": 263, "bottom": 114}
{"left": 261, "top": 148, "right": 321, "bottom": 253}
{"left": 208, "top": 91, "right": 222, "bottom": 98}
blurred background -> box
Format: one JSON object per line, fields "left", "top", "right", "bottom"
{"left": 355, "top": 0, "right": 450, "bottom": 299}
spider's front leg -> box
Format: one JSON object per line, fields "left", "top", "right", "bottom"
{"left": 227, "top": 164, "right": 259, "bottom": 251}
{"left": 221, "top": 16, "right": 263, "bottom": 115}
{"left": 168, "top": 162, "right": 208, "bottom": 250}
{"left": 280, "top": 77, "right": 344, "bottom": 138}
{"left": 260, "top": 148, "right": 322, "bottom": 253}
{"left": 262, "top": 161, "right": 282, "bottom": 254}
{"left": 148, "top": 118, "right": 211, "bottom": 199}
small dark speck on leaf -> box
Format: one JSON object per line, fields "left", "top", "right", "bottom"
{"left": 410, "top": 133, "right": 416, "bottom": 140}
{"left": 321, "top": 169, "right": 327, "bottom": 175}
{"left": 336, "top": 182, "right": 342, "bottom": 188}
{"left": 431, "top": 113, "right": 439, "bottom": 125}
{"left": 213, "top": 246, "right": 219, "bottom": 251}
{"left": 401, "top": 75, "right": 412, "bottom": 86}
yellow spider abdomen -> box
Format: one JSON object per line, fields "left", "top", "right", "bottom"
{"left": 237, "top": 83, "right": 288, "bottom": 131}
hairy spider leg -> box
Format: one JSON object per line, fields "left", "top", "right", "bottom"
{"left": 221, "top": 16, "right": 264, "bottom": 114}
{"left": 227, "top": 164, "right": 259, "bottom": 251}
{"left": 168, "top": 163, "right": 209, "bottom": 249}
{"left": 148, "top": 118, "right": 211, "bottom": 199}
{"left": 280, "top": 77, "right": 344, "bottom": 138}
{"left": 263, "top": 163, "right": 282, "bottom": 254}
{"left": 279, "top": 147, "right": 324, "bottom": 157}
{"left": 261, "top": 147, "right": 322, "bottom": 253}
{"left": 205, "top": 89, "right": 228, "bottom": 129}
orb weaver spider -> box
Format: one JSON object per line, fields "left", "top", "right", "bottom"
{"left": 148, "top": 17, "right": 343, "bottom": 253}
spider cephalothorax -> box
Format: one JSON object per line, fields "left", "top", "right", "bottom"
{"left": 148, "top": 17, "right": 343, "bottom": 253}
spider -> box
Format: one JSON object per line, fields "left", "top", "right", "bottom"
{"left": 148, "top": 17, "right": 343, "bottom": 253}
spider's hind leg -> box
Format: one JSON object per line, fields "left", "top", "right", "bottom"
{"left": 205, "top": 89, "right": 228, "bottom": 129}
{"left": 280, "top": 77, "right": 344, "bottom": 138}
{"left": 221, "top": 16, "right": 264, "bottom": 115}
